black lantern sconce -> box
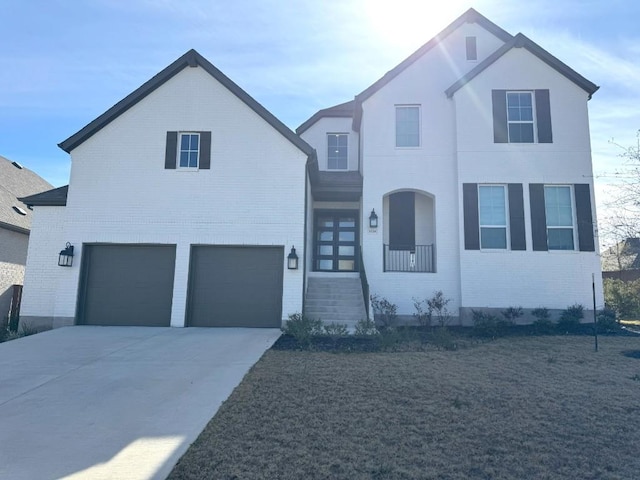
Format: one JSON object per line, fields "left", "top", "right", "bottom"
{"left": 58, "top": 242, "right": 74, "bottom": 267}
{"left": 287, "top": 246, "right": 299, "bottom": 270}
{"left": 369, "top": 209, "right": 378, "bottom": 229}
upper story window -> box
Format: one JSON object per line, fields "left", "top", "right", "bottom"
{"left": 544, "top": 185, "right": 575, "bottom": 250}
{"left": 478, "top": 185, "right": 507, "bottom": 249}
{"left": 395, "top": 105, "right": 420, "bottom": 147}
{"left": 465, "top": 36, "right": 477, "bottom": 61}
{"left": 179, "top": 132, "right": 200, "bottom": 168}
{"left": 164, "top": 131, "right": 211, "bottom": 170}
{"left": 327, "top": 133, "right": 348, "bottom": 170}
{"left": 492, "top": 89, "right": 552, "bottom": 144}
{"left": 507, "top": 92, "right": 534, "bottom": 143}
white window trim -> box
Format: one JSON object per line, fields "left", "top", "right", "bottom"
{"left": 478, "top": 184, "right": 510, "bottom": 251}
{"left": 506, "top": 91, "right": 537, "bottom": 144}
{"left": 395, "top": 104, "right": 421, "bottom": 149}
{"left": 177, "top": 132, "right": 200, "bottom": 171}
{"left": 326, "top": 132, "right": 349, "bottom": 171}
{"left": 544, "top": 184, "right": 577, "bottom": 251}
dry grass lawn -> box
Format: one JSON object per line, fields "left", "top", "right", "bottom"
{"left": 169, "top": 336, "right": 640, "bottom": 479}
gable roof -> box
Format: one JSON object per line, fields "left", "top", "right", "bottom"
{"left": 0, "top": 155, "right": 53, "bottom": 233}
{"left": 352, "top": 8, "right": 513, "bottom": 131}
{"left": 601, "top": 238, "right": 640, "bottom": 272}
{"left": 445, "top": 33, "right": 599, "bottom": 98}
{"left": 59, "top": 49, "right": 315, "bottom": 159}
{"left": 296, "top": 100, "right": 354, "bottom": 135}
{"left": 19, "top": 185, "right": 69, "bottom": 208}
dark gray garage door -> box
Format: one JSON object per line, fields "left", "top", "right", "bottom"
{"left": 78, "top": 244, "right": 176, "bottom": 326}
{"left": 188, "top": 246, "right": 283, "bottom": 327}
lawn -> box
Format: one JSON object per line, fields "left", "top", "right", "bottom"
{"left": 169, "top": 335, "right": 640, "bottom": 479}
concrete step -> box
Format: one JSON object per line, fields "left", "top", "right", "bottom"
{"left": 304, "top": 276, "right": 368, "bottom": 327}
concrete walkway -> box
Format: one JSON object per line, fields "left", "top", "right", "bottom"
{"left": 0, "top": 326, "right": 281, "bottom": 480}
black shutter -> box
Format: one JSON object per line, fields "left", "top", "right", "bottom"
{"left": 535, "top": 89, "right": 552, "bottom": 143}
{"left": 529, "top": 184, "right": 548, "bottom": 251}
{"left": 463, "top": 183, "right": 480, "bottom": 250}
{"left": 508, "top": 183, "right": 526, "bottom": 250}
{"left": 389, "top": 192, "right": 415, "bottom": 250}
{"left": 492, "top": 90, "right": 508, "bottom": 143}
{"left": 199, "top": 131, "right": 211, "bottom": 169}
{"left": 574, "top": 184, "right": 595, "bottom": 252}
{"left": 165, "top": 131, "right": 177, "bottom": 169}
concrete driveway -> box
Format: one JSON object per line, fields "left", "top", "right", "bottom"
{"left": 0, "top": 326, "right": 281, "bottom": 480}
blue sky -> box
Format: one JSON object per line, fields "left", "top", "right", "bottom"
{"left": 1, "top": 0, "right": 639, "bottom": 240}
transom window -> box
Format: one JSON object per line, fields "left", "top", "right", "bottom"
{"left": 507, "top": 92, "right": 534, "bottom": 143}
{"left": 479, "top": 185, "right": 507, "bottom": 249}
{"left": 396, "top": 105, "right": 420, "bottom": 147}
{"left": 327, "top": 133, "right": 348, "bottom": 170}
{"left": 179, "top": 133, "right": 200, "bottom": 168}
{"left": 544, "top": 185, "right": 575, "bottom": 250}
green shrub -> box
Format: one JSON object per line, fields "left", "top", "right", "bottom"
{"left": 501, "top": 306, "right": 523, "bottom": 325}
{"left": 354, "top": 317, "right": 378, "bottom": 336}
{"left": 282, "top": 313, "right": 323, "bottom": 345}
{"left": 557, "top": 304, "right": 584, "bottom": 332}
{"left": 412, "top": 298, "right": 431, "bottom": 327}
{"left": 427, "top": 291, "right": 452, "bottom": 328}
{"left": 597, "top": 308, "right": 618, "bottom": 332}
{"left": 472, "top": 310, "right": 503, "bottom": 338}
{"left": 431, "top": 327, "right": 457, "bottom": 351}
{"left": 323, "top": 322, "right": 349, "bottom": 337}
{"left": 370, "top": 294, "right": 398, "bottom": 329}
{"left": 603, "top": 278, "right": 640, "bottom": 319}
{"left": 531, "top": 307, "right": 554, "bottom": 334}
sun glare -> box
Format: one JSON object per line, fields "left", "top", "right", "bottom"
{"left": 363, "top": 0, "right": 473, "bottom": 50}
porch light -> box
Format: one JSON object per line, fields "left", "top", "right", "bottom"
{"left": 287, "top": 246, "right": 299, "bottom": 270}
{"left": 369, "top": 209, "right": 378, "bottom": 229}
{"left": 58, "top": 243, "right": 74, "bottom": 267}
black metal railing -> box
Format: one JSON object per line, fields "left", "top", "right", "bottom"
{"left": 359, "top": 248, "right": 369, "bottom": 318}
{"left": 383, "top": 244, "right": 434, "bottom": 272}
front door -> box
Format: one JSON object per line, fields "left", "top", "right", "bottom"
{"left": 314, "top": 210, "right": 358, "bottom": 272}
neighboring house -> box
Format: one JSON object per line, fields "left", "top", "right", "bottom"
{"left": 0, "top": 156, "right": 52, "bottom": 325}
{"left": 601, "top": 238, "right": 640, "bottom": 281}
{"left": 20, "top": 8, "right": 603, "bottom": 330}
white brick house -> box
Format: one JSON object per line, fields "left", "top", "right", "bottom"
{"left": 20, "top": 8, "right": 603, "bottom": 329}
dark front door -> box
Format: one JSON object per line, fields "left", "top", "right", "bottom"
{"left": 314, "top": 210, "right": 358, "bottom": 272}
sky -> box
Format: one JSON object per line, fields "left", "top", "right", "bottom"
{"left": 1, "top": 0, "right": 639, "bottom": 246}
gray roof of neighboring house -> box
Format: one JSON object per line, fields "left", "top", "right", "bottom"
{"left": 59, "top": 49, "right": 315, "bottom": 160}
{"left": 19, "top": 185, "right": 69, "bottom": 207}
{"left": 0, "top": 156, "right": 53, "bottom": 234}
{"left": 601, "top": 238, "right": 640, "bottom": 272}
{"left": 445, "top": 33, "right": 599, "bottom": 98}
{"left": 296, "top": 100, "right": 355, "bottom": 135}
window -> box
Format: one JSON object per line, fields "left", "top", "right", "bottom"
{"left": 327, "top": 134, "right": 348, "bottom": 170}
{"left": 492, "top": 90, "right": 552, "bottom": 144}
{"left": 179, "top": 133, "right": 200, "bottom": 168}
{"left": 465, "top": 36, "right": 477, "bottom": 61}
{"left": 478, "top": 185, "right": 507, "bottom": 249}
{"left": 544, "top": 185, "right": 575, "bottom": 250}
{"left": 506, "top": 92, "right": 534, "bottom": 143}
{"left": 165, "top": 131, "right": 211, "bottom": 170}
{"left": 396, "top": 105, "right": 420, "bottom": 147}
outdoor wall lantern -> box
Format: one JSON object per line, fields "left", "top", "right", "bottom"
{"left": 287, "top": 246, "right": 299, "bottom": 270}
{"left": 369, "top": 209, "right": 379, "bottom": 229}
{"left": 58, "top": 242, "right": 74, "bottom": 267}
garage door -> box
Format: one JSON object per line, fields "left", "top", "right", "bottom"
{"left": 187, "top": 246, "right": 283, "bottom": 327}
{"left": 78, "top": 244, "right": 176, "bottom": 326}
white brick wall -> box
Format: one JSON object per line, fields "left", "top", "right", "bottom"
{"left": 300, "top": 117, "right": 359, "bottom": 171}
{"left": 21, "top": 65, "right": 308, "bottom": 327}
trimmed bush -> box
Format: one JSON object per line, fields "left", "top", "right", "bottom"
{"left": 370, "top": 294, "right": 398, "bottom": 329}
{"left": 323, "top": 322, "right": 349, "bottom": 337}
{"left": 557, "top": 304, "right": 584, "bottom": 333}
{"left": 501, "top": 306, "right": 523, "bottom": 325}
{"left": 532, "top": 307, "right": 554, "bottom": 334}
{"left": 597, "top": 308, "right": 618, "bottom": 333}
{"left": 354, "top": 318, "right": 378, "bottom": 336}
{"left": 282, "top": 313, "right": 323, "bottom": 346}
{"left": 472, "top": 310, "right": 503, "bottom": 338}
